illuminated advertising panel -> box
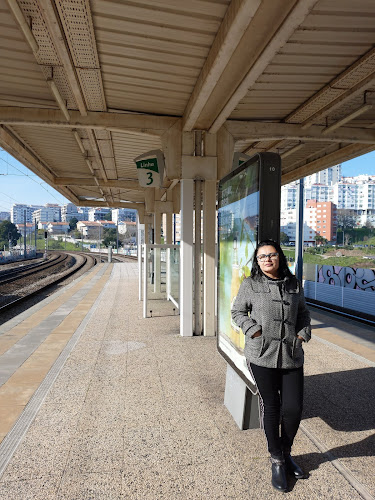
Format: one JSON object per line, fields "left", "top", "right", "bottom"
{"left": 217, "top": 153, "right": 281, "bottom": 390}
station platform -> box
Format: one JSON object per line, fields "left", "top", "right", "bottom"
{"left": 0, "top": 262, "right": 374, "bottom": 499}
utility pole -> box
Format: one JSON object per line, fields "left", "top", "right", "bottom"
{"left": 116, "top": 220, "right": 119, "bottom": 254}
{"left": 44, "top": 230, "right": 48, "bottom": 259}
{"left": 295, "top": 178, "right": 304, "bottom": 282}
{"left": 23, "top": 209, "right": 27, "bottom": 258}
{"left": 34, "top": 220, "right": 37, "bottom": 254}
{"left": 99, "top": 223, "right": 101, "bottom": 262}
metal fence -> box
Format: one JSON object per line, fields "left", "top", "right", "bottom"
{"left": 304, "top": 264, "right": 375, "bottom": 318}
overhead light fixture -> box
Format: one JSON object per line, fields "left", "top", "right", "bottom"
{"left": 73, "top": 129, "right": 85, "bottom": 155}
{"left": 321, "top": 103, "right": 373, "bottom": 135}
{"left": 7, "top": 0, "right": 39, "bottom": 53}
{"left": 78, "top": 197, "right": 105, "bottom": 202}
{"left": 280, "top": 143, "right": 304, "bottom": 159}
{"left": 46, "top": 78, "right": 70, "bottom": 121}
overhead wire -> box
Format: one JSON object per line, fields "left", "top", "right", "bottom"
{"left": 0, "top": 151, "right": 68, "bottom": 205}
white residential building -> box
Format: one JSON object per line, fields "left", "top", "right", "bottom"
{"left": 280, "top": 208, "right": 315, "bottom": 245}
{"left": 112, "top": 208, "right": 137, "bottom": 223}
{"left": 88, "top": 207, "right": 111, "bottom": 221}
{"left": 305, "top": 165, "right": 341, "bottom": 186}
{"left": 32, "top": 205, "right": 61, "bottom": 223}
{"left": 304, "top": 184, "right": 333, "bottom": 204}
{"left": 62, "top": 204, "right": 91, "bottom": 222}
{"left": 61, "top": 203, "right": 79, "bottom": 222}
{"left": 0, "top": 211, "right": 10, "bottom": 221}
{"left": 280, "top": 184, "right": 298, "bottom": 211}
{"left": 11, "top": 204, "right": 43, "bottom": 224}
{"left": 47, "top": 222, "right": 69, "bottom": 234}
{"left": 281, "top": 201, "right": 337, "bottom": 243}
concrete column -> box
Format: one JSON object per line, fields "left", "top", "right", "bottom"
{"left": 154, "top": 211, "right": 162, "bottom": 293}
{"left": 203, "top": 180, "right": 217, "bottom": 336}
{"left": 194, "top": 180, "right": 202, "bottom": 335}
{"left": 180, "top": 179, "right": 194, "bottom": 337}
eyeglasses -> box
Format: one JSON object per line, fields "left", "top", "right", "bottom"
{"left": 256, "top": 252, "right": 279, "bottom": 262}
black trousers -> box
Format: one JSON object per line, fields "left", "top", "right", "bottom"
{"left": 249, "top": 362, "right": 304, "bottom": 458}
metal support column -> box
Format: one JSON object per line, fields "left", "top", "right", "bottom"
{"left": 180, "top": 179, "right": 194, "bottom": 337}
{"left": 203, "top": 180, "right": 216, "bottom": 336}
{"left": 295, "top": 177, "right": 304, "bottom": 282}
{"left": 137, "top": 217, "right": 144, "bottom": 301}
{"left": 23, "top": 210, "right": 26, "bottom": 258}
{"left": 194, "top": 180, "right": 202, "bottom": 335}
{"left": 165, "top": 213, "right": 173, "bottom": 301}
{"left": 154, "top": 211, "right": 161, "bottom": 293}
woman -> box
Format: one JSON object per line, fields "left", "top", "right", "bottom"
{"left": 231, "top": 239, "right": 311, "bottom": 493}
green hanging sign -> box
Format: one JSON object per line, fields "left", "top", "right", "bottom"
{"left": 134, "top": 150, "right": 165, "bottom": 187}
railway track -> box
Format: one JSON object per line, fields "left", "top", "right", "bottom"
{"left": 0, "top": 254, "right": 68, "bottom": 285}
{"left": 0, "top": 252, "right": 98, "bottom": 314}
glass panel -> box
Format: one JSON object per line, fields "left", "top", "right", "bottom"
{"left": 168, "top": 247, "right": 180, "bottom": 307}
{"left": 303, "top": 262, "right": 316, "bottom": 282}
{"left": 143, "top": 245, "right": 179, "bottom": 318}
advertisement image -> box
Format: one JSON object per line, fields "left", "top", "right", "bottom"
{"left": 217, "top": 158, "right": 260, "bottom": 384}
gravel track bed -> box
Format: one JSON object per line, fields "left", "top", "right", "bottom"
{"left": 0, "top": 253, "right": 47, "bottom": 272}
{"left": 0, "top": 252, "right": 96, "bottom": 325}
{"left": 0, "top": 254, "right": 76, "bottom": 304}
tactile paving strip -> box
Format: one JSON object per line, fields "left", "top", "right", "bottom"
{"left": 0, "top": 266, "right": 113, "bottom": 478}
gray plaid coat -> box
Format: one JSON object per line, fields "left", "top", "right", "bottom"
{"left": 231, "top": 275, "right": 311, "bottom": 369}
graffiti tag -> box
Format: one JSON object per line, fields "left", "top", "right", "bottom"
{"left": 317, "top": 265, "right": 375, "bottom": 292}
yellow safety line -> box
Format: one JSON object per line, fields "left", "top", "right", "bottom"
{"left": 0, "top": 264, "right": 104, "bottom": 356}
{"left": 312, "top": 327, "right": 375, "bottom": 363}
{"left": 0, "top": 265, "right": 113, "bottom": 442}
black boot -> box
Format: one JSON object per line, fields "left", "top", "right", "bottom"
{"left": 270, "top": 456, "right": 288, "bottom": 493}
{"left": 285, "top": 454, "right": 306, "bottom": 479}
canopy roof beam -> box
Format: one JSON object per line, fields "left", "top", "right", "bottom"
{"left": 225, "top": 121, "right": 375, "bottom": 144}
{"left": 54, "top": 177, "right": 144, "bottom": 191}
{"left": 0, "top": 107, "right": 179, "bottom": 136}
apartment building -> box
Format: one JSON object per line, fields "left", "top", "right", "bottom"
{"left": 0, "top": 211, "right": 10, "bottom": 221}
{"left": 112, "top": 208, "right": 137, "bottom": 223}
{"left": 305, "top": 200, "right": 337, "bottom": 242}
{"left": 61, "top": 204, "right": 90, "bottom": 222}
{"left": 88, "top": 207, "right": 111, "bottom": 221}
{"left": 11, "top": 204, "right": 43, "bottom": 224}
{"left": 281, "top": 201, "right": 337, "bottom": 244}
{"left": 32, "top": 205, "right": 61, "bottom": 223}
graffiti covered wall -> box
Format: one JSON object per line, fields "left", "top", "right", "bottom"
{"left": 317, "top": 265, "right": 375, "bottom": 292}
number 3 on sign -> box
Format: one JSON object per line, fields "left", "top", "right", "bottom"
{"left": 146, "top": 172, "right": 153, "bottom": 185}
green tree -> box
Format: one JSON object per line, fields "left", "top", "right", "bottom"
{"left": 0, "top": 220, "right": 21, "bottom": 248}
{"left": 68, "top": 217, "right": 78, "bottom": 231}
{"left": 72, "top": 229, "right": 82, "bottom": 239}
{"left": 280, "top": 231, "right": 289, "bottom": 244}
{"left": 314, "top": 235, "right": 327, "bottom": 246}
{"left": 103, "top": 212, "right": 112, "bottom": 221}
{"left": 102, "top": 227, "right": 121, "bottom": 248}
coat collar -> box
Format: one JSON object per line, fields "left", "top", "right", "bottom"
{"left": 249, "top": 274, "right": 299, "bottom": 293}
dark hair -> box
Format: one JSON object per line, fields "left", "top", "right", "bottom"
{"left": 250, "top": 239, "right": 293, "bottom": 280}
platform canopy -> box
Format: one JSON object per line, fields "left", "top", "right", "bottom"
{"left": 1, "top": 0, "right": 375, "bottom": 215}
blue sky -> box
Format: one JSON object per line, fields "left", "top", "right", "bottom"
{"left": 1, "top": 148, "right": 375, "bottom": 213}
